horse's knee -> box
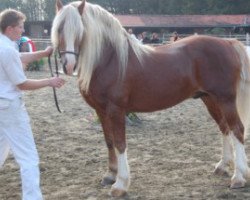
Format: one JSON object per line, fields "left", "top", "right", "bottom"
{"left": 113, "top": 136, "right": 127, "bottom": 153}
{"left": 114, "top": 143, "right": 126, "bottom": 154}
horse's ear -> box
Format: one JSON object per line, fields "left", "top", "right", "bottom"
{"left": 56, "top": 0, "right": 63, "bottom": 12}
{"left": 78, "top": 0, "right": 86, "bottom": 15}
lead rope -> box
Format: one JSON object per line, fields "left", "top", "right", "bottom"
{"left": 48, "top": 53, "right": 62, "bottom": 113}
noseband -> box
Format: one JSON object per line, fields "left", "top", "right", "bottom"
{"left": 59, "top": 50, "right": 79, "bottom": 57}
{"left": 58, "top": 50, "right": 79, "bottom": 74}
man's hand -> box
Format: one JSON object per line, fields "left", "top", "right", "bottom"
{"left": 48, "top": 77, "right": 65, "bottom": 88}
{"left": 44, "top": 46, "right": 53, "bottom": 57}
{"left": 17, "top": 77, "right": 65, "bottom": 90}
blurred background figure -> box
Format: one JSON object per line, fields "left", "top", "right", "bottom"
{"left": 150, "top": 32, "right": 161, "bottom": 44}
{"left": 137, "top": 33, "right": 143, "bottom": 43}
{"left": 141, "top": 31, "right": 151, "bottom": 44}
{"left": 170, "top": 31, "right": 180, "bottom": 42}
{"left": 18, "top": 36, "right": 44, "bottom": 71}
{"left": 127, "top": 28, "right": 137, "bottom": 40}
{"left": 18, "top": 36, "right": 36, "bottom": 52}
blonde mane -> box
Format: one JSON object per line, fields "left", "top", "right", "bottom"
{"left": 52, "top": 2, "right": 153, "bottom": 92}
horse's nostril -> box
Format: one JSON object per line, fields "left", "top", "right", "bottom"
{"left": 63, "top": 61, "right": 68, "bottom": 74}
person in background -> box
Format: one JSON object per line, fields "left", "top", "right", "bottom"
{"left": 141, "top": 31, "right": 151, "bottom": 44}
{"left": 0, "top": 8, "right": 65, "bottom": 200}
{"left": 18, "top": 36, "right": 36, "bottom": 52}
{"left": 170, "top": 31, "right": 180, "bottom": 42}
{"left": 150, "top": 32, "right": 161, "bottom": 44}
{"left": 127, "top": 28, "right": 137, "bottom": 40}
{"left": 137, "top": 33, "right": 143, "bottom": 43}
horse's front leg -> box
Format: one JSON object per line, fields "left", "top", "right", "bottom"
{"left": 214, "top": 134, "right": 234, "bottom": 176}
{"left": 97, "top": 111, "right": 117, "bottom": 186}
{"left": 102, "top": 108, "right": 130, "bottom": 197}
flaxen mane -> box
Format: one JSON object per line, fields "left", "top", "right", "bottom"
{"left": 51, "top": 2, "right": 153, "bottom": 92}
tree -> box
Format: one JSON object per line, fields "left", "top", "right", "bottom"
{"left": 20, "top": 0, "right": 45, "bottom": 21}
{"left": 0, "top": 0, "right": 23, "bottom": 12}
{"left": 1, "top": 0, "right": 250, "bottom": 21}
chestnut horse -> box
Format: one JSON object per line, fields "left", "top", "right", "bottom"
{"left": 52, "top": 0, "right": 250, "bottom": 197}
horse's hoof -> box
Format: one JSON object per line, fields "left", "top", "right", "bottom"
{"left": 213, "top": 167, "right": 229, "bottom": 177}
{"left": 101, "top": 176, "right": 116, "bottom": 186}
{"left": 110, "top": 187, "right": 127, "bottom": 197}
{"left": 230, "top": 180, "right": 246, "bottom": 189}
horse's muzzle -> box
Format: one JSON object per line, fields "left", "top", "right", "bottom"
{"left": 63, "top": 61, "right": 77, "bottom": 75}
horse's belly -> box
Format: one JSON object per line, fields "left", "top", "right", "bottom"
{"left": 128, "top": 88, "right": 193, "bottom": 112}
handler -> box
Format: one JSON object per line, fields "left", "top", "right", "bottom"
{"left": 0, "top": 8, "right": 65, "bottom": 200}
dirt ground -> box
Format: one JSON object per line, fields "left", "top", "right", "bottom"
{"left": 1, "top": 70, "right": 250, "bottom": 200}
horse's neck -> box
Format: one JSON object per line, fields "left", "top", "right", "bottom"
{"left": 98, "top": 42, "right": 116, "bottom": 66}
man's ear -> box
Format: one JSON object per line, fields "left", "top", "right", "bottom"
{"left": 78, "top": 0, "right": 86, "bottom": 15}
{"left": 56, "top": 0, "right": 63, "bottom": 13}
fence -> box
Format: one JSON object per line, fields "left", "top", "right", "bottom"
{"left": 30, "top": 34, "right": 250, "bottom": 72}
{"left": 32, "top": 38, "right": 51, "bottom": 51}
{"left": 32, "top": 33, "right": 250, "bottom": 51}
{"left": 162, "top": 33, "right": 250, "bottom": 46}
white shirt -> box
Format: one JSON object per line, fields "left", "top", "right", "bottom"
{"left": 0, "top": 34, "right": 27, "bottom": 100}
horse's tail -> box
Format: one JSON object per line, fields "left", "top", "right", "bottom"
{"left": 232, "top": 41, "right": 250, "bottom": 138}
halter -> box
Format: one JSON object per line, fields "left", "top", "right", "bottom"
{"left": 58, "top": 50, "right": 79, "bottom": 73}
{"left": 48, "top": 52, "right": 61, "bottom": 113}
{"left": 58, "top": 50, "right": 79, "bottom": 58}
{"left": 47, "top": 50, "right": 79, "bottom": 113}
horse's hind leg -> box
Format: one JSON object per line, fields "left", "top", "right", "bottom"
{"left": 219, "top": 99, "right": 250, "bottom": 188}
{"left": 201, "top": 97, "right": 233, "bottom": 176}
{"left": 96, "top": 111, "right": 117, "bottom": 186}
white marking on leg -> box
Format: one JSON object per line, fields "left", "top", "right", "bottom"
{"left": 230, "top": 133, "right": 249, "bottom": 182}
{"left": 112, "top": 148, "right": 130, "bottom": 191}
{"left": 215, "top": 134, "right": 234, "bottom": 171}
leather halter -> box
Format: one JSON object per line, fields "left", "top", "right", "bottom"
{"left": 48, "top": 53, "right": 61, "bottom": 113}
{"left": 58, "top": 50, "right": 79, "bottom": 57}
{"left": 58, "top": 50, "right": 79, "bottom": 74}
{"left": 47, "top": 50, "right": 79, "bottom": 113}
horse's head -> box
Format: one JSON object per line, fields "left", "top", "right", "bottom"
{"left": 51, "top": 0, "right": 85, "bottom": 75}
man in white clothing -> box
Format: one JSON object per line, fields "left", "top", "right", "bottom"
{"left": 0, "top": 8, "right": 65, "bottom": 200}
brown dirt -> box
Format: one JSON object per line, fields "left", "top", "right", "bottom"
{"left": 1, "top": 70, "right": 250, "bottom": 200}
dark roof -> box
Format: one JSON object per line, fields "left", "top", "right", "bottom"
{"left": 115, "top": 15, "right": 250, "bottom": 28}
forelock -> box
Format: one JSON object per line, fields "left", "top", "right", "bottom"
{"left": 51, "top": 4, "right": 84, "bottom": 48}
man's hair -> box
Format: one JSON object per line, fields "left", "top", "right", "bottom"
{"left": 0, "top": 9, "right": 26, "bottom": 33}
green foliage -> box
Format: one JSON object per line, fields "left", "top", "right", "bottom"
{"left": 206, "top": 28, "right": 227, "bottom": 35}
{"left": 1, "top": 0, "right": 250, "bottom": 20}
{"left": 87, "top": 0, "right": 250, "bottom": 15}
{"left": 26, "top": 58, "right": 45, "bottom": 71}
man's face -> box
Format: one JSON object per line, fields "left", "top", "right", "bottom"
{"left": 6, "top": 20, "right": 24, "bottom": 41}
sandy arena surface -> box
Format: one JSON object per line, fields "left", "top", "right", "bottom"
{"left": 1, "top": 70, "right": 250, "bottom": 200}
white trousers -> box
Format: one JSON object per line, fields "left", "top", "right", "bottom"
{"left": 0, "top": 97, "right": 43, "bottom": 200}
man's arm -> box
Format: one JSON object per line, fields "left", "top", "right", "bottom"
{"left": 17, "top": 77, "right": 65, "bottom": 90}
{"left": 20, "top": 46, "right": 53, "bottom": 66}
